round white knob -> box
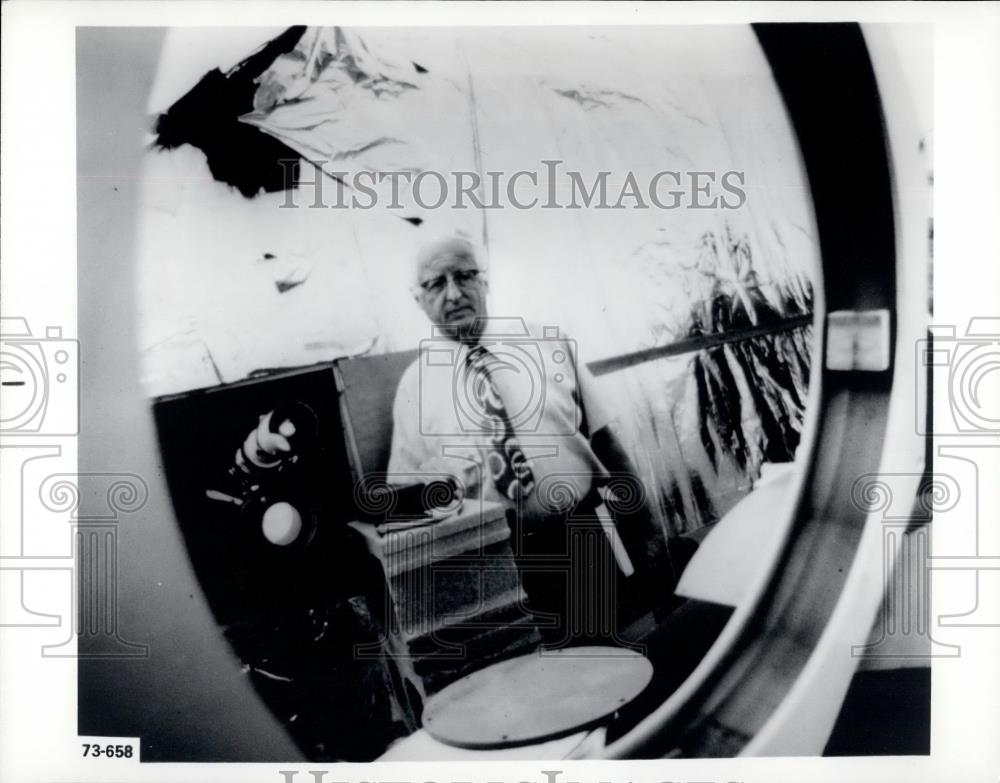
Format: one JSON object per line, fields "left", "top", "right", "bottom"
{"left": 261, "top": 501, "right": 302, "bottom": 546}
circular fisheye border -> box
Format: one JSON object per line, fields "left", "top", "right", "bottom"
{"left": 75, "top": 21, "right": 927, "bottom": 761}
{"left": 599, "top": 23, "right": 928, "bottom": 758}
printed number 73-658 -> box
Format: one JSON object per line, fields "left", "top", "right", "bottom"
{"left": 81, "top": 743, "right": 133, "bottom": 758}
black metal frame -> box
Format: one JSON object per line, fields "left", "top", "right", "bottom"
{"left": 603, "top": 22, "right": 900, "bottom": 757}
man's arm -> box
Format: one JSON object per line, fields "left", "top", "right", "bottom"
{"left": 385, "top": 361, "right": 482, "bottom": 507}
{"left": 386, "top": 363, "right": 427, "bottom": 481}
{"left": 568, "top": 340, "right": 635, "bottom": 478}
{"left": 574, "top": 348, "right": 678, "bottom": 587}
{"left": 590, "top": 421, "right": 639, "bottom": 480}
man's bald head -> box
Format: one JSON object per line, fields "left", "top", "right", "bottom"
{"left": 414, "top": 235, "right": 484, "bottom": 285}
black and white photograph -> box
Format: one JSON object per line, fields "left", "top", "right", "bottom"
{"left": 1, "top": 3, "right": 999, "bottom": 782}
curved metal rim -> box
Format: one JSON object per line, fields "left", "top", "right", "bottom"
{"left": 602, "top": 22, "right": 906, "bottom": 759}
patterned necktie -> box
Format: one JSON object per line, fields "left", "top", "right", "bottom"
{"left": 465, "top": 344, "right": 536, "bottom": 500}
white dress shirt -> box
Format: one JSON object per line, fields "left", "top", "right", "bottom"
{"left": 387, "top": 321, "right": 611, "bottom": 516}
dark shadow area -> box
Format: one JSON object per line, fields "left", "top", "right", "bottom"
{"left": 823, "top": 667, "right": 931, "bottom": 756}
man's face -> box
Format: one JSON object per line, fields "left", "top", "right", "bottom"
{"left": 415, "top": 250, "right": 487, "bottom": 335}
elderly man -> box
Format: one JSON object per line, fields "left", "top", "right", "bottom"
{"left": 387, "top": 236, "right": 674, "bottom": 646}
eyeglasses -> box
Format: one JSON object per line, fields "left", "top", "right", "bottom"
{"left": 417, "top": 268, "right": 482, "bottom": 296}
